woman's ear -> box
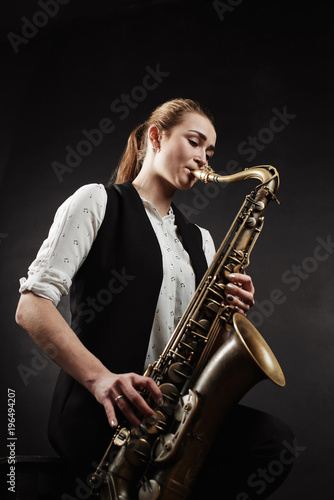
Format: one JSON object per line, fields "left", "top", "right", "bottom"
{"left": 148, "top": 126, "right": 161, "bottom": 151}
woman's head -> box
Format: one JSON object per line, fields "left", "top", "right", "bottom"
{"left": 108, "top": 98, "right": 215, "bottom": 185}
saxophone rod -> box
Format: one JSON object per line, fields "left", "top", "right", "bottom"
{"left": 192, "top": 165, "right": 280, "bottom": 193}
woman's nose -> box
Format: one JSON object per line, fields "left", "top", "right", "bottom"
{"left": 194, "top": 154, "right": 206, "bottom": 167}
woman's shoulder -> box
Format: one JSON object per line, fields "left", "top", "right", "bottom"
{"left": 60, "top": 183, "right": 107, "bottom": 212}
{"left": 69, "top": 182, "right": 107, "bottom": 201}
{"left": 52, "top": 183, "right": 108, "bottom": 230}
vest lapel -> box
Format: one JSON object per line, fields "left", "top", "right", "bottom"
{"left": 117, "top": 182, "right": 208, "bottom": 287}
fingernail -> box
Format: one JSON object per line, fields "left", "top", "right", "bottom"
{"left": 145, "top": 414, "right": 157, "bottom": 426}
{"left": 111, "top": 420, "right": 117, "bottom": 428}
{"left": 156, "top": 397, "right": 164, "bottom": 407}
{"left": 227, "top": 295, "right": 234, "bottom": 302}
{"left": 138, "top": 423, "right": 148, "bottom": 434}
{"left": 226, "top": 283, "right": 234, "bottom": 291}
{"left": 228, "top": 274, "right": 235, "bottom": 280}
{"left": 235, "top": 306, "right": 240, "bottom": 312}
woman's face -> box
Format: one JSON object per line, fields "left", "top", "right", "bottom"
{"left": 152, "top": 112, "right": 217, "bottom": 192}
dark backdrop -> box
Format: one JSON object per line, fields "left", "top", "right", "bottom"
{"left": 1, "top": 1, "right": 333, "bottom": 498}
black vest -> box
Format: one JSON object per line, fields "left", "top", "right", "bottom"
{"left": 48, "top": 182, "right": 208, "bottom": 474}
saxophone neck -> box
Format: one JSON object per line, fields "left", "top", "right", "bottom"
{"left": 192, "top": 165, "right": 280, "bottom": 199}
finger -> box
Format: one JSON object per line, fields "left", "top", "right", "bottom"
{"left": 114, "top": 374, "right": 163, "bottom": 419}
{"left": 233, "top": 305, "right": 246, "bottom": 317}
{"left": 120, "top": 381, "right": 161, "bottom": 420}
{"left": 226, "top": 284, "right": 254, "bottom": 306}
{"left": 103, "top": 399, "right": 118, "bottom": 428}
{"left": 226, "top": 293, "right": 250, "bottom": 314}
{"left": 236, "top": 287, "right": 254, "bottom": 307}
{"left": 228, "top": 273, "right": 254, "bottom": 293}
{"left": 226, "top": 274, "right": 255, "bottom": 307}
{"left": 134, "top": 376, "right": 164, "bottom": 406}
{"left": 228, "top": 273, "right": 255, "bottom": 294}
{"left": 113, "top": 395, "right": 143, "bottom": 429}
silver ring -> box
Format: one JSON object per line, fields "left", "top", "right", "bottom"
{"left": 114, "top": 395, "right": 124, "bottom": 404}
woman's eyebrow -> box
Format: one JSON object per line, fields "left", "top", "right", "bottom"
{"left": 189, "top": 129, "right": 215, "bottom": 152}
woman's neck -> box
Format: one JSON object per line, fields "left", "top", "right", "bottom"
{"left": 132, "top": 172, "right": 175, "bottom": 217}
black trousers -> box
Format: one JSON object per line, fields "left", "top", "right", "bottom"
{"left": 192, "top": 404, "right": 295, "bottom": 499}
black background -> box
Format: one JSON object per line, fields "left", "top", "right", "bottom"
{"left": 1, "top": 0, "right": 333, "bottom": 498}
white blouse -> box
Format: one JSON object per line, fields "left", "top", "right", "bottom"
{"left": 19, "top": 183, "right": 216, "bottom": 368}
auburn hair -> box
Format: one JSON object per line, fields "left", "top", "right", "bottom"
{"left": 107, "top": 98, "right": 215, "bottom": 185}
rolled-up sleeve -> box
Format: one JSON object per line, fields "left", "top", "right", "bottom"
{"left": 19, "top": 183, "right": 107, "bottom": 306}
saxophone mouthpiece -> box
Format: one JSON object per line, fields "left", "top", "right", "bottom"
{"left": 192, "top": 166, "right": 215, "bottom": 183}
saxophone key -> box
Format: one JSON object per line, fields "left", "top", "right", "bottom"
{"left": 154, "top": 433, "right": 175, "bottom": 461}
{"left": 169, "top": 349, "right": 187, "bottom": 361}
{"left": 159, "top": 383, "right": 180, "bottom": 405}
{"left": 246, "top": 217, "right": 257, "bottom": 227}
{"left": 145, "top": 410, "right": 167, "bottom": 435}
{"left": 125, "top": 438, "right": 151, "bottom": 467}
{"left": 254, "top": 200, "right": 265, "bottom": 211}
{"left": 204, "top": 298, "right": 223, "bottom": 315}
{"left": 190, "top": 330, "right": 208, "bottom": 340}
{"left": 168, "top": 362, "right": 192, "bottom": 384}
{"left": 188, "top": 318, "right": 210, "bottom": 331}
{"left": 207, "top": 285, "right": 224, "bottom": 301}
{"left": 180, "top": 340, "right": 197, "bottom": 352}
{"left": 138, "top": 478, "right": 161, "bottom": 500}
{"left": 114, "top": 427, "right": 131, "bottom": 447}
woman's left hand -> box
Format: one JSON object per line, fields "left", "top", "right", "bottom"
{"left": 225, "top": 272, "right": 255, "bottom": 316}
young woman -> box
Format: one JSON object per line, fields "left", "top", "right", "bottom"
{"left": 16, "top": 99, "right": 293, "bottom": 498}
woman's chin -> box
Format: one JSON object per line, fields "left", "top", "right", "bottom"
{"left": 177, "top": 177, "right": 197, "bottom": 191}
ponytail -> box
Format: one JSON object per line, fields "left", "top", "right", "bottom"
{"left": 107, "top": 98, "right": 214, "bottom": 186}
{"left": 107, "top": 123, "right": 147, "bottom": 185}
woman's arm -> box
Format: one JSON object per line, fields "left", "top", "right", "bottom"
{"left": 15, "top": 291, "right": 162, "bottom": 429}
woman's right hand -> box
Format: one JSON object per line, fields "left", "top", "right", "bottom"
{"left": 90, "top": 371, "right": 164, "bottom": 430}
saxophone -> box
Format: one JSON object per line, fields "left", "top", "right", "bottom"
{"left": 90, "top": 165, "right": 286, "bottom": 500}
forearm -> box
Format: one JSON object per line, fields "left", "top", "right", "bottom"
{"left": 16, "top": 291, "right": 162, "bottom": 429}
{"left": 15, "top": 291, "right": 109, "bottom": 393}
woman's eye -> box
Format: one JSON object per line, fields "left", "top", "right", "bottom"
{"left": 188, "top": 139, "right": 198, "bottom": 147}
